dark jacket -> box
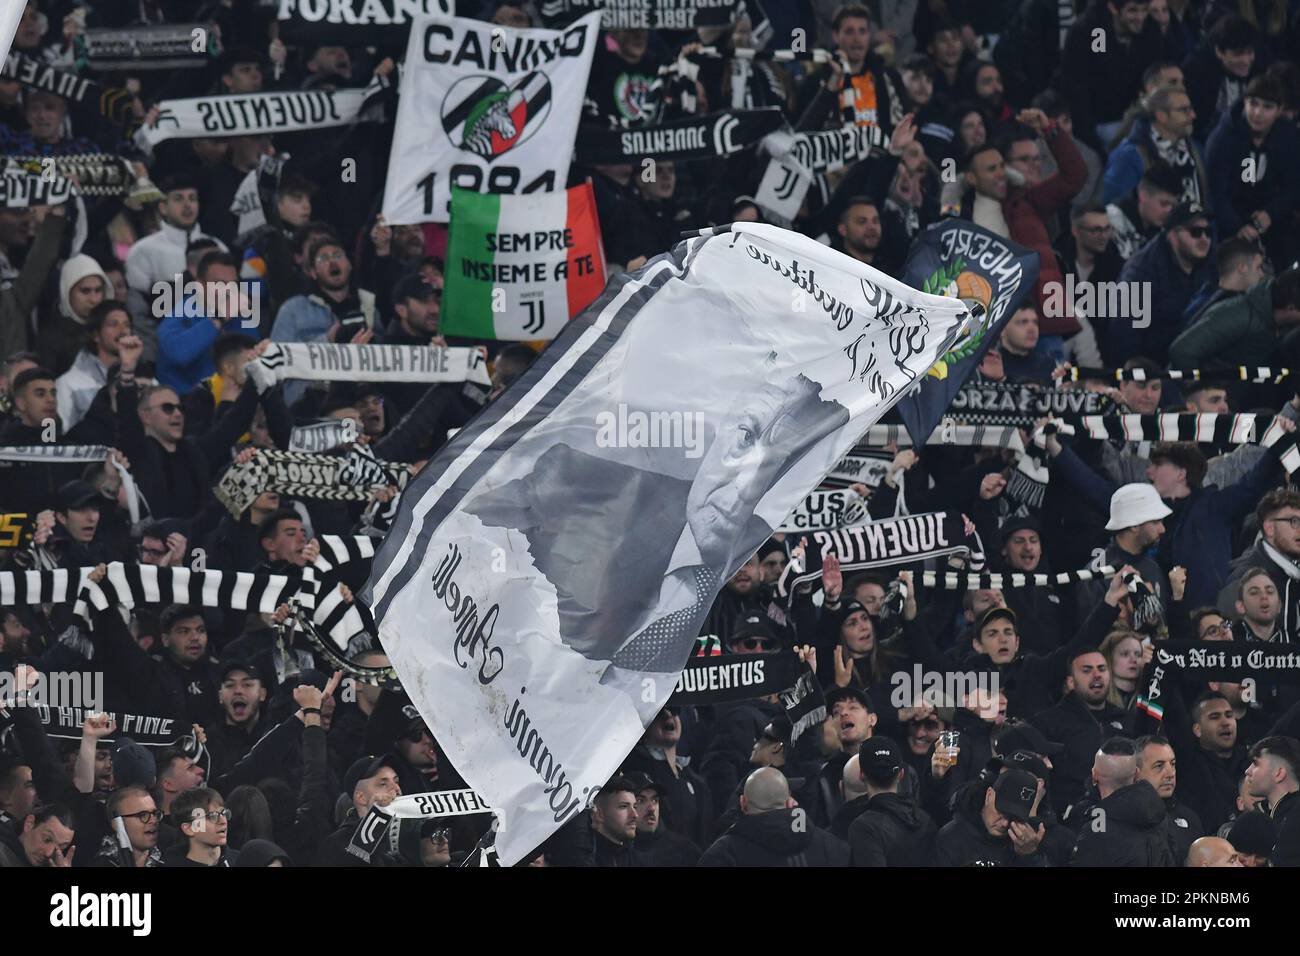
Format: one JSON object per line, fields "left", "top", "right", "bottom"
{"left": 1206, "top": 99, "right": 1300, "bottom": 239}
{"left": 89, "top": 606, "right": 221, "bottom": 728}
{"left": 698, "top": 808, "right": 850, "bottom": 867}
{"left": 1060, "top": 0, "right": 1164, "bottom": 150}
{"left": 114, "top": 379, "right": 262, "bottom": 520}
{"left": 848, "top": 791, "right": 937, "bottom": 867}
{"left": 592, "top": 830, "right": 640, "bottom": 867}
{"left": 1070, "top": 781, "right": 1178, "bottom": 866}
{"left": 829, "top": 793, "right": 873, "bottom": 841}
{"left": 1033, "top": 694, "right": 1132, "bottom": 817}
{"left": 1109, "top": 231, "right": 1215, "bottom": 367}
{"left": 1270, "top": 789, "right": 1300, "bottom": 866}
{"left": 1103, "top": 115, "right": 1209, "bottom": 209}
{"left": 1054, "top": 441, "right": 1283, "bottom": 608}
{"left": 1169, "top": 278, "right": 1280, "bottom": 373}
{"left": 794, "top": 53, "right": 904, "bottom": 138}
{"left": 933, "top": 804, "right": 1048, "bottom": 866}
{"left": 622, "top": 745, "right": 714, "bottom": 849}
{"left": 632, "top": 826, "right": 701, "bottom": 867}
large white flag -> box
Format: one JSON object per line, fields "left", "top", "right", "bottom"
{"left": 360, "top": 224, "right": 975, "bottom": 863}
{"left": 380, "top": 12, "right": 600, "bottom": 224}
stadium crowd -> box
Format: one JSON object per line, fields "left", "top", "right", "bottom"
{"left": 2, "top": 0, "right": 1300, "bottom": 868}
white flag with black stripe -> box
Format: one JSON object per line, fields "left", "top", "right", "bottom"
{"left": 360, "top": 223, "right": 973, "bottom": 864}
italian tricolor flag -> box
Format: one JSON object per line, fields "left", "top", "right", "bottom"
{"left": 442, "top": 182, "right": 607, "bottom": 341}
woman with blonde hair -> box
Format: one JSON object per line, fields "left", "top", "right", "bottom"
{"left": 1099, "top": 629, "right": 1153, "bottom": 711}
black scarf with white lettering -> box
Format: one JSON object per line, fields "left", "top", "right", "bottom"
{"left": 539, "top": 0, "right": 737, "bottom": 30}
{"left": 667, "top": 651, "right": 803, "bottom": 706}
{"left": 777, "top": 511, "right": 983, "bottom": 597}
{"left": 1142, "top": 640, "right": 1300, "bottom": 719}
{"left": 575, "top": 108, "right": 785, "bottom": 162}
{"left": 1, "top": 52, "right": 136, "bottom": 129}
{"left": 946, "top": 381, "right": 1112, "bottom": 427}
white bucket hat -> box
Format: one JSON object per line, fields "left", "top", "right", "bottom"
{"left": 1105, "top": 483, "right": 1173, "bottom": 532}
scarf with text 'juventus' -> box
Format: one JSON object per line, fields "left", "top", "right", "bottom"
{"left": 346, "top": 789, "right": 493, "bottom": 864}
{"left": 777, "top": 511, "right": 983, "bottom": 597}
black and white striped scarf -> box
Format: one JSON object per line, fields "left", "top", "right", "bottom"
{"left": 215, "top": 446, "right": 409, "bottom": 518}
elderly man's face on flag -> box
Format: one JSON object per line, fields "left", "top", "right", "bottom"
{"left": 687, "top": 372, "right": 846, "bottom": 565}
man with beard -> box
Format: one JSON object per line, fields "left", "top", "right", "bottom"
{"left": 1105, "top": 87, "right": 1208, "bottom": 208}
{"left": 1033, "top": 651, "right": 1130, "bottom": 815}
{"left": 205, "top": 661, "right": 271, "bottom": 782}
{"left": 1160, "top": 690, "right": 1252, "bottom": 833}
{"left": 366, "top": 218, "right": 430, "bottom": 324}
{"left": 1219, "top": 490, "right": 1300, "bottom": 636}
{"left": 378, "top": 275, "right": 442, "bottom": 417}
{"left": 1135, "top": 734, "right": 1205, "bottom": 863}
{"left": 796, "top": 5, "right": 904, "bottom": 137}
{"left": 55, "top": 301, "right": 131, "bottom": 432}
{"left": 703, "top": 554, "right": 787, "bottom": 647}
{"left": 626, "top": 771, "right": 700, "bottom": 866}
{"left": 1108, "top": 201, "right": 1214, "bottom": 367}
{"left": 623, "top": 707, "right": 713, "bottom": 848}
{"left": 836, "top": 198, "right": 901, "bottom": 273}
{"left": 965, "top": 62, "right": 1011, "bottom": 130}
{"left": 271, "top": 237, "right": 378, "bottom": 406}
{"left": 590, "top": 775, "right": 641, "bottom": 866}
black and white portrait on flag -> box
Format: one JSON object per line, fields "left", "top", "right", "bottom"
{"left": 361, "top": 223, "right": 972, "bottom": 864}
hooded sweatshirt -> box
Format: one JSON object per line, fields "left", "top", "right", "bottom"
{"left": 698, "top": 808, "right": 850, "bottom": 866}
{"left": 39, "top": 255, "right": 112, "bottom": 374}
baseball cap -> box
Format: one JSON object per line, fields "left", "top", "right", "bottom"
{"left": 859, "top": 736, "right": 904, "bottom": 779}
{"left": 58, "top": 480, "right": 101, "bottom": 511}
{"left": 112, "top": 738, "right": 157, "bottom": 790}
{"left": 1000, "top": 516, "right": 1043, "bottom": 544}
{"left": 825, "top": 685, "right": 874, "bottom": 712}
{"left": 993, "top": 768, "right": 1039, "bottom": 822}
{"left": 342, "top": 753, "right": 400, "bottom": 799}
{"left": 996, "top": 720, "right": 1064, "bottom": 756}
{"left": 977, "top": 606, "right": 1017, "bottom": 633}
{"left": 218, "top": 658, "right": 261, "bottom": 685}
{"left": 622, "top": 770, "right": 665, "bottom": 797}
{"left": 999, "top": 749, "right": 1051, "bottom": 781}
{"left": 1105, "top": 483, "right": 1173, "bottom": 531}
{"left": 1166, "top": 200, "right": 1213, "bottom": 231}
{"left": 392, "top": 273, "right": 439, "bottom": 305}
{"left": 727, "top": 613, "right": 781, "bottom": 649}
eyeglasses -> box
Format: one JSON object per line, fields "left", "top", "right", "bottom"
{"left": 149, "top": 402, "right": 182, "bottom": 416}
{"left": 1268, "top": 515, "right": 1300, "bottom": 529}
{"left": 731, "top": 637, "right": 777, "bottom": 651}
{"left": 1200, "top": 622, "right": 1229, "bottom": 637}
{"left": 425, "top": 827, "right": 450, "bottom": 842}
{"left": 119, "top": 809, "right": 162, "bottom": 823}
{"left": 1183, "top": 226, "right": 1211, "bottom": 239}
{"left": 203, "top": 808, "right": 232, "bottom": 823}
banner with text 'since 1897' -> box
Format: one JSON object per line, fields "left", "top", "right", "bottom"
{"left": 380, "top": 11, "right": 601, "bottom": 225}
{"left": 360, "top": 223, "right": 972, "bottom": 864}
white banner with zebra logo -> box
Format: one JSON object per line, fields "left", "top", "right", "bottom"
{"left": 380, "top": 11, "right": 601, "bottom": 224}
